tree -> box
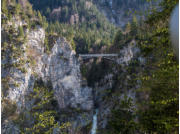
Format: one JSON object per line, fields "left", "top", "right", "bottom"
{"left": 18, "top": 26, "right": 24, "bottom": 38}
{"left": 113, "top": 29, "right": 124, "bottom": 49}
{"left": 130, "top": 16, "right": 138, "bottom": 36}
{"left": 15, "top": 3, "right": 21, "bottom": 15}
{"left": 20, "top": 80, "right": 71, "bottom": 134}
{"left": 125, "top": 22, "right": 131, "bottom": 33}
{"left": 2, "top": 0, "right": 8, "bottom": 15}
{"left": 137, "top": 0, "right": 179, "bottom": 133}
{"left": 37, "top": 11, "right": 43, "bottom": 22}
{"left": 108, "top": 96, "right": 138, "bottom": 134}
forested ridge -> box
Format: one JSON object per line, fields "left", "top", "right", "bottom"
{"left": 29, "top": 0, "right": 117, "bottom": 54}
{"left": 1, "top": 0, "right": 179, "bottom": 133}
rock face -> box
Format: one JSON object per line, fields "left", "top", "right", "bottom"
{"left": 93, "top": 41, "right": 145, "bottom": 131}
{"left": 2, "top": 1, "right": 154, "bottom": 133}
{"left": 2, "top": 23, "right": 93, "bottom": 133}
{"left": 46, "top": 39, "right": 93, "bottom": 110}
{"left": 117, "top": 40, "right": 143, "bottom": 65}
{"left": 2, "top": 27, "right": 45, "bottom": 109}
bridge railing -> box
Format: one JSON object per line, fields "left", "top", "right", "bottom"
{"left": 79, "top": 54, "right": 119, "bottom": 58}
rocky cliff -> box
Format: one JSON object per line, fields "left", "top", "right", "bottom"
{"left": 2, "top": 17, "right": 94, "bottom": 133}
{"left": 2, "top": 0, "right": 178, "bottom": 133}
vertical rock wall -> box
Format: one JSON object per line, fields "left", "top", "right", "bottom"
{"left": 2, "top": 23, "right": 94, "bottom": 133}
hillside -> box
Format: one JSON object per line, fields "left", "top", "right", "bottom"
{"left": 29, "top": 0, "right": 117, "bottom": 54}
{"left": 1, "top": 0, "right": 179, "bottom": 134}
{"left": 92, "top": 0, "right": 159, "bottom": 27}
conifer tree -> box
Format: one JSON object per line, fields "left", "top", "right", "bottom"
{"left": 125, "top": 22, "right": 131, "bottom": 33}
{"left": 2, "top": 0, "right": 8, "bottom": 15}
{"left": 22, "top": 80, "right": 71, "bottom": 134}
{"left": 18, "top": 26, "right": 24, "bottom": 38}
{"left": 15, "top": 3, "right": 21, "bottom": 15}
{"left": 130, "top": 16, "right": 138, "bottom": 36}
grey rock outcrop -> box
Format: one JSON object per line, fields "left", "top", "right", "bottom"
{"left": 44, "top": 38, "right": 93, "bottom": 110}
{"left": 2, "top": 24, "right": 93, "bottom": 133}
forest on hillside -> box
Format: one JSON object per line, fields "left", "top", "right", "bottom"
{"left": 1, "top": 0, "right": 179, "bottom": 134}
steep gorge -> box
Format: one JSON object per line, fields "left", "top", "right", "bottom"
{"left": 2, "top": 0, "right": 178, "bottom": 134}
{"left": 1, "top": 0, "right": 148, "bottom": 133}
{"left": 1, "top": 10, "right": 142, "bottom": 134}
{"left": 2, "top": 15, "right": 94, "bottom": 133}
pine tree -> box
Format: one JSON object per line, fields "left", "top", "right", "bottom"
{"left": 21, "top": 80, "right": 71, "bottom": 134}
{"left": 37, "top": 11, "right": 43, "bottom": 22}
{"left": 2, "top": 0, "right": 8, "bottom": 15}
{"left": 15, "top": 3, "right": 21, "bottom": 15}
{"left": 125, "top": 22, "right": 131, "bottom": 33}
{"left": 108, "top": 96, "right": 138, "bottom": 134}
{"left": 18, "top": 26, "right": 24, "bottom": 38}
{"left": 137, "top": 0, "right": 179, "bottom": 133}
{"left": 113, "top": 29, "right": 124, "bottom": 49}
{"left": 130, "top": 16, "right": 138, "bottom": 36}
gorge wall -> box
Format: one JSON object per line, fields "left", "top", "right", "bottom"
{"left": 2, "top": 17, "right": 94, "bottom": 133}
{"left": 2, "top": 0, "right": 174, "bottom": 134}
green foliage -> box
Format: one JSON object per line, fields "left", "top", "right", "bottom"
{"left": 146, "top": 0, "right": 179, "bottom": 26}
{"left": 71, "top": 40, "right": 76, "bottom": 50}
{"left": 15, "top": 3, "right": 21, "bottom": 15}
{"left": 29, "top": 0, "right": 117, "bottom": 53}
{"left": 125, "top": 22, "right": 131, "bottom": 33}
{"left": 36, "top": 11, "right": 48, "bottom": 29}
{"left": 1, "top": 0, "right": 48, "bottom": 77}
{"left": 2, "top": 0, "right": 179, "bottom": 133}
{"left": 1, "top": 76, "right": 9, "bottom": 94}
{"left": 138, "top": 48, "right": 179, "bottom": 133}
{"left": 2, "top": 0, "right": 8, "bottom": 15}
{"left": 2, "top": 99, "right": 18, "bottom": 121}
{"left": 107, "top": 96, "right": 138, "bottom": 134}
{"left": 19, "top": 79, "right": 70, "bottom": 134}
{"left": 138, "top": 57, "right": 179, "bottom": 133}
{"left": 130, "top": 16, "right": 138, "bottom": 36}
{"left": 19, "top": 67, "right": 27, "bottom": 73}
{"left": 113, "top": 29, "right": 124, "bottom": 49}
{"left": 44, "top": 32, "right": 59, "bottom": 54}
{"left": 136, "top": 0, "right": 179, "bottom": 133}
{"left": 2, "top": 22, "right": 27, "bottom": 75}
{"left": 37, "top": 11, "right": 43, "bottom": 22}
{"left": 4, "top": 0, "right": 48, "bottom": 30}
{"left": 103, "top": 1, "right": 178, "bottom": 133}
{"left": 46, "top": 20, "right": 116, "bottom": 54}
{"left": 18, "top": 26, "right": 24, "bottom": 38}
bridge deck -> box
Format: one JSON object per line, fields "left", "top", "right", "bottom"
{"left": 79, "top": 54, "right": 118, "bottom": 58}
